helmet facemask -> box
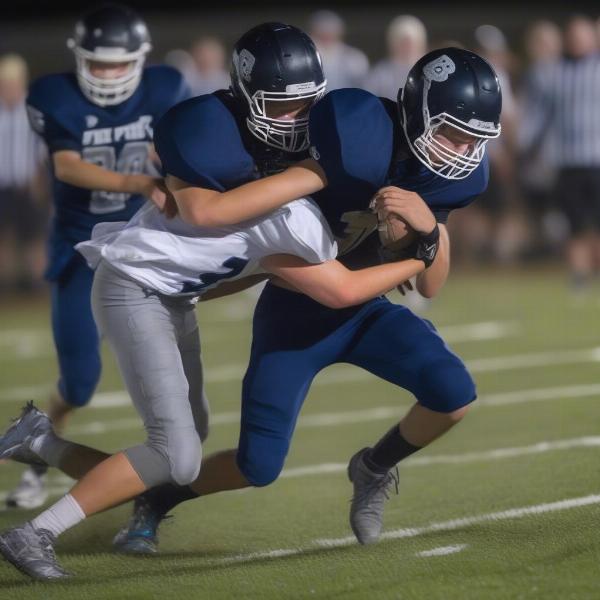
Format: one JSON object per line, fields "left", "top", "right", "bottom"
{"left": 240, "top": 80, "right": 326, "bottom": 152}
{"left": 232, "top": 46, "right": 326, "bottom": 153}
{"left": 69, "top": 42, "right": 151, "bottom": 107}
{"left": 410, "top": 112, "right": 499, "bottom": 180}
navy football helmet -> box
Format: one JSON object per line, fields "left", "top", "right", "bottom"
{"left": 400, "top": 47, "right": 502, "bottom": 180}
{"left": 231, "top": 22, "right": 326, "bottom": 153}
{"left": 67, "top": 3, "right": 152, "bottom": 107}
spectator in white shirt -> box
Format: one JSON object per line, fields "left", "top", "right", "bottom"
{"left": 307, "top": 10, "right": 369, "bottom": 90}
{"left": 364, "top": 15, "right": 427, "bottom": 100}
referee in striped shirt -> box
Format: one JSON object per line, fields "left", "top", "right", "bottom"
{"left": 0, "top": 53, "right": 48, "bottom": 292}
{"left": 523, "top": 15, "right": 600, "bottom": 291}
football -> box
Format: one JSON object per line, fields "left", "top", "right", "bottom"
{"left": 377, "top": 214, "right": 419, "bottom": 252}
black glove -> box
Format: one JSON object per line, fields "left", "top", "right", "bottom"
{"left": 378, "top": 224, "right": 440, "bottom": 269}
{"left": 414, "top": 224, "right": 440, "bottom": 268}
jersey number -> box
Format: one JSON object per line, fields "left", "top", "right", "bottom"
{"left": 180, "top": 257, "right": 250, "bottom": 295}
{"left": 83, "top": 142, "right": 150, "bottom": 215}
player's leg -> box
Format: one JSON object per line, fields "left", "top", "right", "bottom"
{"left": 342, "top": 298, "right": 476, "bottom": 544}
{"left": 197, "top": 284, "right": 356, "bottom": 492}
{"left": 113, "top": 301, "right": 211, "bottom": 553}
{"left": 114, "top": 284, "right": 348, "bottom": 546}
{"left": 6, "top": 256, "right": 105, "bottom": 509}
{"left": 0, "top": 263, "right": 206, "bottom": 577}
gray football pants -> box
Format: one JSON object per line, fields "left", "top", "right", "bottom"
{"left": 91, "top": 261, "right": 210, "bottom": 487}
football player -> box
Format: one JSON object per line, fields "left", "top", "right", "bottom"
{"left": 0, "top": 23, "right": 438, "bottom": 580}
{"left": 107, "top": 48, "right": 502, "bottom": 549}
{"left": 5, "top": 3, "right": 191, "bottom": 510}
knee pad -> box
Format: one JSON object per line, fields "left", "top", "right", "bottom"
{"left": 237, "top": 434, "right": 287, "bottom": 487}
{"left": 418, "top": 358, "right": 477, "bottom": 413}
{"left": 166, "top": 427, "right": 203, "bottom": 486}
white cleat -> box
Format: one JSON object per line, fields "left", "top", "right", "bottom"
{"left": 6, "top": 468, "right": 49, "bottom": 510}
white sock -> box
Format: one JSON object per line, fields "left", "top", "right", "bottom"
{"left": 30, "top": 493, "right": 86, "bottom": 538}
{"left": 29, "top": 431, "right": 72, "bottom": 468}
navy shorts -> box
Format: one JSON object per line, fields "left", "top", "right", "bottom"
{"left": 237, "top": 283, "right": 476, "bottom": 486}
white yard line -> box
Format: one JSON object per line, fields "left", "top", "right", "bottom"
{"left": 1, "top": 342, "right": 599, "bottom": 403}
{"left": 0, "top": 320, "right": 517, "bottom": 366}
{"left": 213, "top": 493, "right": 600, "bottom": 566}
{"left": 24, "top": 382, "right": 600, "bottom": 437}
{"left": 416, "top": 544, "right": 468, "bottom": 557}
{"left": 0, "top": 330, "right": 53, "bottom": 361}
{"left": 279, "top": 436, "right": 600, "bottom": 478}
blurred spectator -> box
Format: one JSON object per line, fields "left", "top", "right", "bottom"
{"left": 0, "top": 53, "right": 48, "bottom": 292}
{"left": 524, "top": 15, "right": 600, "bottom": 292}
{"left": 165, "top": 36, "right": 229, "bottom": 96}
{"left": 517, "top": 21, "right": 564, "bottom": 257}
{"left": 451, "top": 24, "right": 527, "bottom": 265}
{"left": 307, "top": 9, "right": 369, "bottom": 90}
{"left": 364, "top": 15, "right": 427, "bottom": 100}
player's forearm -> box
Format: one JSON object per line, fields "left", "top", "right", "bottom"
{"left": 415, "top": 225, "right": 449, "bottom": 298}
{"left": 170, "top": 159, "right": 326, "bottom": 228}
{"left": 338, "top": 259, "right": 426, "bottom": 307}
{"left": 53, "top": 151, "right": 141, "bottom": 194}
{"left": 262, "top": 254, "right": 425, "bottom": 309}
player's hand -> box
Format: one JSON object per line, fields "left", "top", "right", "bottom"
{"left": 370, "top": 187, "right": 436, "bottom": 234}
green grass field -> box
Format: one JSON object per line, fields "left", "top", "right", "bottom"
{"left": 0, "top": 266, "right": 599, "bottom": 599}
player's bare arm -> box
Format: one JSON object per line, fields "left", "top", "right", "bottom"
{"left": 167, "top": 158, "right": 326, "bottom": 227}
{"left": 53, "top": 149, "right": 165, "bottom": 205}
{"left": 261, "top": 253, "right": 426, "bottom": 309}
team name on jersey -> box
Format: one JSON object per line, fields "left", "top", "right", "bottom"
{"left": 82, "top": 115, "right": 153, "bottom": 146}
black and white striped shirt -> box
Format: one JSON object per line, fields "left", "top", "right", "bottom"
{"left": 0, "top": 100, "right": 45, "bottom": 189}
{"left": 520, "top": 52, "right": 600, "bottom": 168}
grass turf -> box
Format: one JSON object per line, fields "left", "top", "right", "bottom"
{"left": 0, "top": 265, "right": 599, "bottom": 599}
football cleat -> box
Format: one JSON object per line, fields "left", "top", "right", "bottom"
{"left": 6, "top": 467, "right": 49, "bottom": 510}
{"left": 0, "top": 402, "right": 50, "bottom": 467}
{"left": 347, "top": 447, "right": 399, "bottom": 545}
{"left": 0, "top": 522, "right": 70, "bottom": 580}
{"left": 112, "top": 496, "right": 168, "bottom": 554}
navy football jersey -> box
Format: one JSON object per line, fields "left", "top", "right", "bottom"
{"left": 308, "top": 88, "right": 489, "bottom": 255}
{"left": 155, "top": 90, "right": 306, "bottom": 192}
{"left": 27, "top": 65, "right": 190, "bottom": 279}
{"left": 308, "top": 88, "right": 395, "bottom": 254}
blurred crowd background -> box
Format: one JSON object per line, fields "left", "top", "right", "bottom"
{"left": 2, "top": 2, "right": 600, "bottom": 296}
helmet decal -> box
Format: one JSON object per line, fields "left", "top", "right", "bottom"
{"left": 238, "top": 49, "right": 255, "bottom": 83}
{"left": 422, "top": 55, "right": 455, "bottom": 83}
